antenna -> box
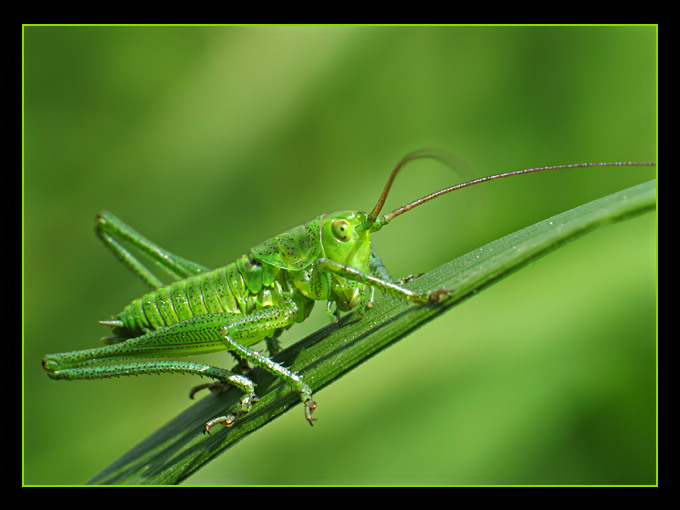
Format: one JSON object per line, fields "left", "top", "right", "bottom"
{"left": 362, "top": 155, "right": 655, "bottom": 233}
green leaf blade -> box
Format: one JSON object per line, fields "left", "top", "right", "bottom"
{"left": 89, "top": 180, "right": 656, "bottom": 485}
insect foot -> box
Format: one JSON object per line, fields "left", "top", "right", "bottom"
{"left": 395, "top": 273, "right": 425, "bottom": 285}
{"left": 204, "top": 414, "right": 237, "bottom": 434}
{"left": 427, "top": 288, "right": 452, "bottom": 304}
{"left": 202, "top": 392, "right": 259, "bottom": 434}
{"left": 295, "top": 379, "right": 317, "bottom": 426}
{"left": 304, "top": 397, "right": 318, "bottom": 426}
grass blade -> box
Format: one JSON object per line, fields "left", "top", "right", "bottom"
{"left": 89, "top": 179, "right": 656, "bottom": 485}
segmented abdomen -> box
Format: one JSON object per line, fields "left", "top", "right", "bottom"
{"left": 115, "top": 253, "right": 284, "bottom": 336}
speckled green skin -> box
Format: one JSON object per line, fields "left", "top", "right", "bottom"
{"left": 43, "top": 210, "right": 441, "bottom": 431}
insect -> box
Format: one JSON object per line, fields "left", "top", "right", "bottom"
{"left": 42, "top": 151, "right": 655, "bottom": 434}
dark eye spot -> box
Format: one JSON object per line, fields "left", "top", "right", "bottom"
{"left": 332, "top": 219, "right": 351, "bottom": 242}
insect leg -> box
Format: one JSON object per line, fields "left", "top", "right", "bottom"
{"left": 317, "top": 258, "right": 450, "bottom": 305}
{"left": 96, "top": 211, "right": 210, "bottom": 289}
{"left": 207, "top": 304, "right": 317, "bottom": 430}
{"left": 370, "top": 249, "right": 423, "bottom": 286}
{"left": 45, "top": 359, "right": 257, "bottom": 428}
{"left": 369, "top": 249, "right": 394, "bottom": 282}
{"left": 44, "top": 315, "right": 259, "bottom": 427}
{"left": 190, "top": 329, "right": 281, "bottom": 402}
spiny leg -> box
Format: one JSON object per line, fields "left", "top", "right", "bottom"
{"left": 189, "top": 352, "right": 252, "bottom": 400}
{"left": 222, "top": 332, "right": 316, "bottom": 426}
{"left": 44, "top": 359, "right": 257, "bottom": 429}
{"left": 95, "top": 211, "right": 210, "bottom": 289}
{"left": 205, "top": 304, "right": 317, "bottom": 432}
{"left": 44, "top": 315, "right": 264, "bottom": 431}
{"left": 317, "top": 257, "right": 450, "bottom": 305}
{"left": 45, "top": 307, "right": 317, "bottom": 431}
{"left": 139, "top": 307, "right": 317, "bottom": 429}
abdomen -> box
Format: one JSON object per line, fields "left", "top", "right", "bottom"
{"left": 113, "top": 259, "right": 287, "bottom": 337}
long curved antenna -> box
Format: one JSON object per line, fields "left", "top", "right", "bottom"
{"left": 381, "top": 161, "right": 656, "bottom": 225}
{"left": 362, "top": 159, "right": 656, "bottom": 234}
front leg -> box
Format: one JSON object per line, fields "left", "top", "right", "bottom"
{"left": 316, "top": 258, "right": 450, "bottom": 305}
{"left": 366, "top": 250, "right": 423, "bottom": 306}
{"left": 368, "top": 249, "right": 393, "bottom": 283}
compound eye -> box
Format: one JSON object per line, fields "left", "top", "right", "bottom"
{"left": 331, "top": 219, "right": 352, "bottom": 242}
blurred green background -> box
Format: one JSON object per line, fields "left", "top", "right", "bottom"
{"left": 23, "top": 25, "right": 656, "bottom": 485}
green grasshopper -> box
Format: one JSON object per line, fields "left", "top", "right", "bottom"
{"left": 42, "top": 151, "right": 655, "bottom": 433}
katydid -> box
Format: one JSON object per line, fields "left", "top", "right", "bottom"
{"left": 42, "top": 151, "right": 656, "bottom": 433}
